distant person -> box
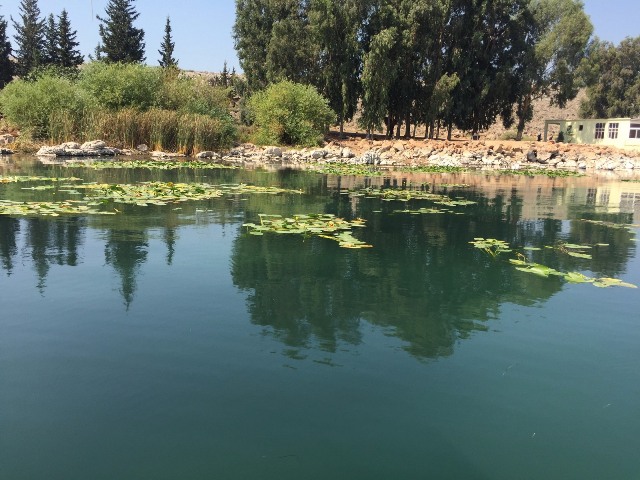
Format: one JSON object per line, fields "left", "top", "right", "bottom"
{"left": 537, "top": 133, "right": 542, "bottom": 141}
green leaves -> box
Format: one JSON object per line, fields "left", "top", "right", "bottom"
{"left": 243, "top": 213, "right": 372, "bottom": 249}
{"left": 470, "top": 238, "right": 513, "bottom": 258}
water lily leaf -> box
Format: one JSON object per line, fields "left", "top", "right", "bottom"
{"left": 592, "top": 278, "right": 637, "bottom": 289}
{"left": 564, "top": 272, "right": 594, "bottom": 284}
{"left": 566, "top": 251, "right": 592, "bottom": 259}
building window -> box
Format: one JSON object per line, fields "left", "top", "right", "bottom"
{"left": 630, "top": 123, "right": 640, "bottom": 139}
{"left": 608, "top": 123, "right": 619, "bottom": 139}
{"left": 595, "top": 122, "right": 605, "bottom": 139}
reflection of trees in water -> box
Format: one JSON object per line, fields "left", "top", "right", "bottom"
{"left": 104, "top": 229, "right": 148, "bottom": 310}
{"left": 0, "top": 217, "right": 19, "bottom": 275}
{"left": 231, "top": 189, "right": 636, "bottom": 361}
{"left": 22, "top": 218, "right": 85, "bottom": 292}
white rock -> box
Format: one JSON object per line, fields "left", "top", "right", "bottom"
{"left": 264, "top": 146, "right": 283, "bottom": 157}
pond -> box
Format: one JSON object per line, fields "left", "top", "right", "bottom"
{"left": 1, "top": 156, "right": 640, "bottom": 480}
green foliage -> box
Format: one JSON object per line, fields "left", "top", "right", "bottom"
{"left": 11, "top": 0, "right": 45, "bottom": 76}
{"left": 56, "top": 9, "right": 83, "bottom": 68}
{"left": 0, "top": 13, "right": 13, "bottom": 88}
{"left": 158, "top": 16, "right": 177, "bottom": 68}
{"left": 157, "top": 74, "right": 230, "bottom": 118}
{"left": 0, "top": 74, "right": 89, "bottom": 138}
{"left": 470, "top": 238, "right": 512, "bottom": 258}
{"left": 78, "top": 61, "right": 161, "bottom": 110}
{"left": 248, "top": 80, "right": 335, "bottom": 146}
{"left": 580, "top": 36, "right": 640, "bottom": 118}
{"left": 96, "top": 0, "right": 145, "bottom": 63}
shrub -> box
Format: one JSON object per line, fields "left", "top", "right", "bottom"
{"left": 157, "top": 73, "right": 231, "bottom": 118}
{"left": 78, "top": 62, "right": 162, "bottom": 111}
{"left": 0, "top": 75, "right": 90, "bottom": 139}
{"left": 248, "top": 80, "right": 335, "bottom": 146}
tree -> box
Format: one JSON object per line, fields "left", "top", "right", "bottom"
{"left": 580, "top": 36, "right": 640, "bottom": 118}
{"left": 233, "top": 0, "right": 272, "bottom": 91}
{"left": 309, "top": 0, "right": 364, "bottom": 136}
{"left": 11, "top": 0, "right": 45, "bottom": 76}
{"left": 0, "top": 10, "right": 13, "bottom": 88}
{"left": 42, "top": 14, "right": 58, "bottom": 66}
{"left": 96, "top": 0, "right": 145, "bottom": 63}
{"left": 513, "top": 0, "right": 592, "bottom": 140}
{"left": 57, "top": 9, "right": 83, "bottom": 68}
{"left": 158, "top": 16, "right": 177, "bottom": 68}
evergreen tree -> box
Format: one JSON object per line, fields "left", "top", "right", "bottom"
{"left": 158, "top": 16, "right": 177, "bottom": 68}
{"left": 0, "top": 11, "right": 13, "bottom": 88}
{"left": 42, "top": 13, "right": 58, "bottom": 66}
{"left": 220, "top": 61, "right": 229, "bottom": 87}
{"left": 57, "top": 9, "right": 83, "bottom": 68}
{"left": 96, "top": 0, "right": 145, "bottom": 63}
{"left": 11, "top": 0, "right": 45, "bottom": 76}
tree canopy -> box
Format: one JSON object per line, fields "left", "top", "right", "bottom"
{"left": 96, "top": 0, "right": 145, "bottom": 63}
{"left": 580, "top": 36, "right": 640, "bottom": 118}
{"left": 0, "top": 10, "right": 13, "bottom": 88}
{"left": 235, "top": 0, "right": 596, "bottom": 139}
{"left": 11, "top": 0, "right": 45, "bottom": 76}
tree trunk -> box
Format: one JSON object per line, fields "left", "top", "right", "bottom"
{"left": 447, "top": 123, "right": 452, "bottom": 141}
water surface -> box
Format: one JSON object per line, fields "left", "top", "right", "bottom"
{"left": 1, "top": 157, "right": 639, "bottom": 479}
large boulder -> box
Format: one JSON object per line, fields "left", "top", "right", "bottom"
{"left": 264, "top": 146, "right": 283, "bottom": 157}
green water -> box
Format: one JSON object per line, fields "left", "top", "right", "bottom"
{"left": 1, "top": 157, "right": 639, "bottom": 479}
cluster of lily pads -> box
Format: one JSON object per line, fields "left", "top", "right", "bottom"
{"left": 470, "top": 237, "right": 636, "bottom": 288}
{"left": 496, "top": 169, "right": 584, "bottom": 178}
{"left": 63, "top": 160, "right": 237, "bottom": 171}
{"left": 348, "top": 187, "right": 477, "bottom": 206}
{"left": 243, "top": 214, "right": 372, "bottom": 249}
{"left": 1, "top": 175, "right": 82, "bottom": 183}
{"left": 0, "top": 177, "right": 303, "bottom": 216}
{"left": 0, "top": 199, "right": 115, "bottom": 216}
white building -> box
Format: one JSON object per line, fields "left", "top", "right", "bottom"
{"left": 544, "top": 118, "right": 640, "bottom": 149}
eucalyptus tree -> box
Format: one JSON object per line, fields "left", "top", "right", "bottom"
{"left": 264, "top": 0, "right": 318, "bottom": 86}
{"left": 158, "top": 16, "right": 177, "bottom": 68}
{"left": 57, "top": 9, "right": 83, "bottom": 68}
{"left": 513, "top": 0, "right": 592, "bottom": 140}
{"left": 0, "top": 9, "right": 12, "bottom": 88}
{"left": 309, "top": 0, "right": 365, "bottom": 136}
{"left": 96, "top": 0, "right": 145, "bottom": 63}
{"left": 42, "top": 14, "right": 58, "bottom": 66}
{"left": 445, "top": 0, "right": 533, "bottom": 138}
{"left": 11, "top": 0, "right": 45, "bottom": 76}
{"left": 233, "top": 0, "right": 275, "bottom": 91}
{"left": 580, "top": 36, "right": 640, "bottom": 118}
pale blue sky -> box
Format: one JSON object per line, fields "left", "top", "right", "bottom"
{"left": 1, "top": 0, "right": 638, "bottom": 73}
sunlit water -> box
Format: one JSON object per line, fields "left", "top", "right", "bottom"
{"left": 1, "top": 157, "right": 639, "bottom": 479}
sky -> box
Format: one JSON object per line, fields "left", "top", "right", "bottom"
{"left": 1, "top": 0, "right": 639, "bottom": 73}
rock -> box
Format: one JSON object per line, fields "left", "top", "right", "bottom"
{"left": 81, "top": 140, "right": 107, "bottom": 150}
{"left": 341, "top": 147, "right": 354, "bottom": 158}
{"left": 361, "top": 150, "right": 381, "bottom": 165}
{"left": 264, "top": 146, "right": 283, "bottom": 157}
{"left": 0, "top": 134, "right": 15, "bottom": 145}
{"left": 136, "top": 144, "right": 149, "bottom": 152}
{"left": 37, "top": 146, "right": 67, "bottom": 156}
{"left": 60, "top": 142, "right": 81, "bottom": 150}
{"left": 526, "top": 149, "right": 537, "bottom": 162}
{"left": 0, "top": 147, "right": 14, "bottom": 155}
{"left": 310, "top": 149, "right": 326, "bottom": 159}
{"left": 196, "top": 151, "right": 217, "bottom": 159}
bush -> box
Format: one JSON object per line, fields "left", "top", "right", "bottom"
{"left": 0, "top": 74, "right": 90, "bottom": 139}
{"left": 78, "top": 62, "right": 162, "bottom": 110}
{"left": 157, "top": 73, "right": 231, "bottom": 118}
{"left": 248, "top": 80, "right": 335, "bottom": 146}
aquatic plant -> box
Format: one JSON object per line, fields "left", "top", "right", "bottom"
{"left": 0, "top": 199, "right": 115, "bottom": 217}
{"left": 313, "top": 164, "right": 384, "bottom": 177}
{"left": 1, "top": 175, "right": 82, "bottom": 183}
{"left": 243, "top": 214, "right": 372, "bottom": 249}
{"left": 63, "top": 160, "right": 237, "bottom": 171}
{"left": 469, "top": 238, "right": 512, "bottom": 258}
{"left": 497, "top": 169, "right": 584, "bottom": 178}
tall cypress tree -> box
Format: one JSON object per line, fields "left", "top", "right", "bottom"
{"left": 96, "top": 0, "right": 145, "bottom": 63}
{"left": 0, "top": 11, "right": 13, "bottom": 88}
{"left": 57, "top": 9, "right": 83, "bottom": 68}
{"left": 42, "top": 13, "right": 58, "bottom": 66}
{"left": 11, "top": 0, "right": 45, "bottom": 76}
{"left": 158, "top": 16, "right": 177, "bottom": 68}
